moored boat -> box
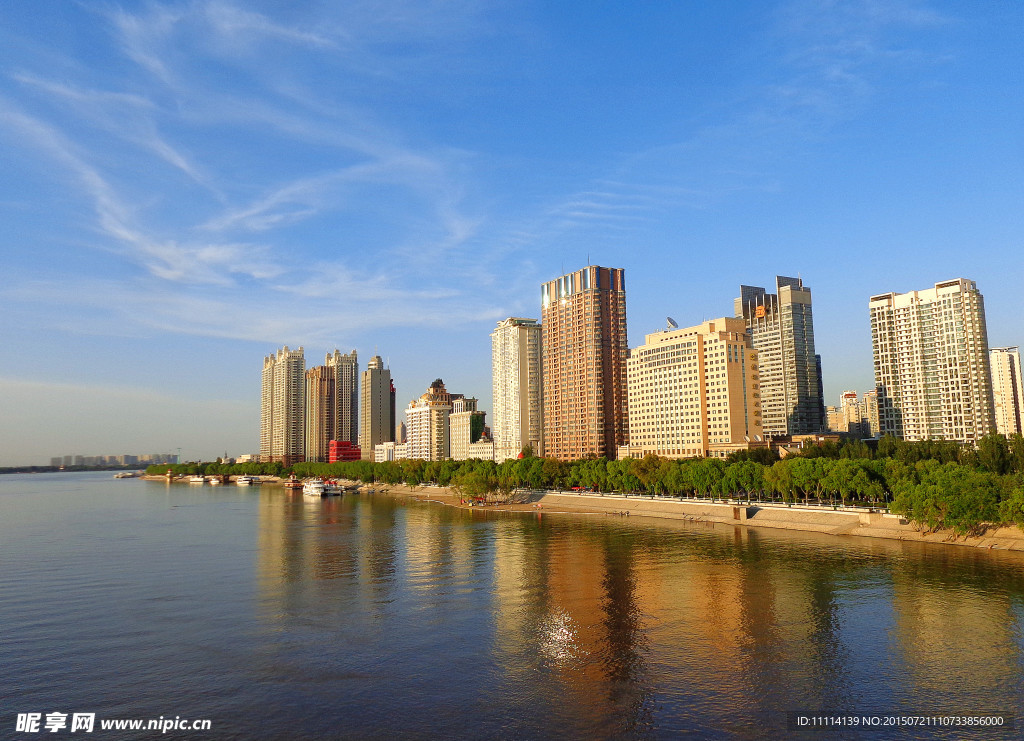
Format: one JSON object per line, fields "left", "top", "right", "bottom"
{"left": 303, "top": 479, "right": 326, "bottom": 497}
{"left": 235, "top": 475, "right": 261, "bottom": 486}
{"left": 189, "top": 475, "right": 206, "bottom": 484}
{"left": 303, "top": 479, "right": 343, "bottom": 498}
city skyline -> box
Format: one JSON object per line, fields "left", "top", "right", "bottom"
{"left": 3, "top": 2, "right": 1024, "bottom": 465}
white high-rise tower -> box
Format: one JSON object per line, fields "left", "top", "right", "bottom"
{"left": 491, "top": 317, "right": 544, "bottom": 461}
{"left": 990, "top": 347, "right": 1023, "bottom": 437}
{"left": 260, "top": 346, "right": 305, "bottom": 465}
{"left": 870, "top": 278, "right": 994, "bottom": 442}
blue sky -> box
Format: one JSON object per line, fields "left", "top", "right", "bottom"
{"left": 2, "top": 1, "right": 1022, "bottom": 465}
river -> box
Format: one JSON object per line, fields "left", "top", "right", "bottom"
{"left": 2, "top": 471, "right": 1022, "bottom": 739}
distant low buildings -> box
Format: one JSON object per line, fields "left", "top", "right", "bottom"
{"left": 50, "top": 452, "right": 178, "bottom": 467}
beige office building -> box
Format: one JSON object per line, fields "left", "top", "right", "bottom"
{"left": 541, "top": 266, "right": 628, "bottom": 461}
{"left": 359, "top": 355, "right": 394, "bottom": 460}
{"left": 491, "top": 317, "right": 544, "bottom": 461}
{"left": 260, "top": 346, "right": 305, "bottom": 465}
{"left": 870, "top": 278, "right": 994, "bottom": 442}
{"left": 405, "top": 379, "right": 456, "bottom": 461}
{"left": 450, "top": 397, "right": 494, "bottom": 461}
{"left": 990, "top": 347, "right": 1023, "bottom": 436}
{"left": 625, "top": 317, "right": 762, "bottom": 459}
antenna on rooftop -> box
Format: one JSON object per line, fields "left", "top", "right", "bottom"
{"left": 667, "top": 316, "right": 678, "bottom": 329}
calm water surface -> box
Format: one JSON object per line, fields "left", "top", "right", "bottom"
{"left": 3, "top": 471, "right": 1024, "bottom": 739}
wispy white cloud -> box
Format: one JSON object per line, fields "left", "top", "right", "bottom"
{"left": 12, "top": 72, "right": 220, "bottom": 193}
{"left": 106, "top": 3, "right": 183, "bottom": 88}
{"left": 2, "top": 271, "right": 493, "bottom": 346}
{"left": 0, "top": 102, "right": 280, "bottom": 284}
{"left": 767, "top": 0, "right": 956, "bottom": 122}
{"left": 201, "top": 2, "right": 338, "bottom": 51}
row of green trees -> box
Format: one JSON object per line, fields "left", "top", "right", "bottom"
{"left": 145, "top": 460, "right": 289, "bottom": 477}
{"left": 730, "top": 433, "right": 1024, "bottom": 474}
{"left": 149, "top": 434, "right": 1024, "bottom": 536}
{"left": 289, "top": 452, "right": 1024, "bottom": 536}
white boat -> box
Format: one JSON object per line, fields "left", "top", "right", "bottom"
{"left": 235, "top": 475, "right": 261, "bottom": 486}
{"left": 303, "top": 479, "right": 343, "bottom": 498}
{"left": 113, "top": 471, "right": 139, "bottom": 479}
{"left": 209, "top": 477, "right": 222, "bottom": 485}
{"left": 189, "top": 475, "right": 206, "bottom": 484}
{"left": 303, "top": 479, "right": 326, "bottom": 497}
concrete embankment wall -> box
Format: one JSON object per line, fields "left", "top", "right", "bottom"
{"left": 533, "top": 491, "right": 1024, "bottom": 551}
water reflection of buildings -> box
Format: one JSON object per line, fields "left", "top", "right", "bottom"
{"left": 256, "top": 490, "right": 401, "bottom": 623}
{"left": 254, "top": 493, "right": 1024, "bottom": 733}
{"left": 489, "top": 518, "right": 653, "bottom": 736}
{"left": 488, "top": 519, "right": 1024, "bottom": 732}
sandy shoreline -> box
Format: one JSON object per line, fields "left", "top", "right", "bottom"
{"left": 143, "top": 475, "right": 1024, "bottom": 552}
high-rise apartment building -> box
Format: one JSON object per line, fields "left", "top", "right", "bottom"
{"left": 990, "top": 347, "right": 1023, "bottom": 436}
{"left": 869, "top": 278, "right": 994, "bottom": 442}
{"left": 260, "top": 346, "right": 305, "bottom": 465}
{"left": 304, "top": 365, "right": 335, "bottom": 462}
{"left": 541, "top": 266, "right": 628, "bottom": 461}
{"left": 491, "top": 317, "right": 544, "bottom": 461}
{"left": 625, "top": 317, "right": 762, "bottom": 459}
{"left": 359, "top": 355, "right": 395, "bottom": 460}
{"left": 325, "top": 349, "right": 359, "bottom": 445}
{"left": 734, "top": 276, "right": 822, "bottom": 436}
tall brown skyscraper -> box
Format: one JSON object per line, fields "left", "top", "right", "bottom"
{"left": 541, "top": 265, "right": 628, "bottom": 461}
{"left": 325, "top": 349, "right": 359, "bottom": 444}
{"left": 304, "top": 365, "right": 335, "bottom": 463}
